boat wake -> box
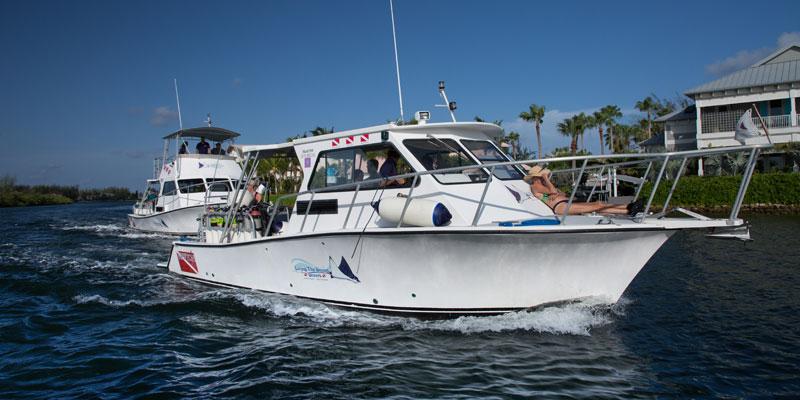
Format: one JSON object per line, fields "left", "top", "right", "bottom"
{"left": 232, "top": 290, "right": 625, "bottom": 336}
{"left": 58, "top": 223, "right": 174, "bottom": 239}
{"left": 70, "top": 287, "right": 624, "bottom": 335}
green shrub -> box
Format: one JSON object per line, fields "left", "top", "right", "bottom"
{"left": 639, "top": 172, "right": 800, "bottom": 207}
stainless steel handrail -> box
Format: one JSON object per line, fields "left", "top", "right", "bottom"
{"left": 229, "top": 144, "right": 770, "bottom": 242}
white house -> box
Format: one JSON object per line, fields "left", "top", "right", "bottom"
{"left": 686, "top": 44, "right": 800, "bottom": 149}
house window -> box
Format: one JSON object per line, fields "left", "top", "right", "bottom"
{"left": 769, "top": 99, "right": 783, "bottom": 116}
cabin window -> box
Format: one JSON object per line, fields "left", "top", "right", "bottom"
{"left": 308, "top": 144, "right": 414, "bottom": 190}
{"left": 403, "top": 138, "right": 488, "bottom": 184}
{"left": 162, "top": 180, "right": 177, "bottom": 196}
{"left": 206, "top": 178, "right": 232, "bottom": 192}
{"left": 461, "top": 140, "right": 525, "bottom": 180}
{"left": 178, "top": 179, "right": 206, "bottom": 194}
{"left": 146, "top": 181, "right": 161, "bottom": 195}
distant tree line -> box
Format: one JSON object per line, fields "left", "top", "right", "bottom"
{"left": 0, "top": 175, "right": 137, "bottom": 207}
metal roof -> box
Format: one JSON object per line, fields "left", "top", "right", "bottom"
{"left": 654, "top": 105, "right": 696, "bottom": 122}
{"left": 163, "top": 127, "right": 241, "bottom": 142}
{"left": 685, "top": 45, "right": 800, "bottom": 97}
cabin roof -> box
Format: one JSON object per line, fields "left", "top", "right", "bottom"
{"left": 239, "top": 142, "right": 297, "bottom": 158}
{"left": 290, "top": 121, "right": 504, "bottom": 145}
{"left": 163, "top": 127, "right": 241, "bottom": 142}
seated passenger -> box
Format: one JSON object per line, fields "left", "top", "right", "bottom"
{"left": 196, "top": 137, "right": 211, "bottom": 154}
{"left": 366, "top": 159, "right": 379, "bottom": 179}
{"left": 179, "top": 141, "right": 188, "bottom": 154}
{"left": 379, "top": 149, "right": 407, "bottom": 187}
{"left": 354, "top": 170, "right": 365, "bottom": 181}
{"left": 524, "top": 166, "right": 642, "bottom": 216}
{"left": 210, "top": 142, "right": 223, "bottom": 155}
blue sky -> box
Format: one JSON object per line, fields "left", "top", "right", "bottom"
{"left": 1, "top": 0, "right": 798, "bottom": 188}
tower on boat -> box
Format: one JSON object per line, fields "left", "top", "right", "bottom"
{"left": 129, "top": 126, "right": 243, "bottom": 235}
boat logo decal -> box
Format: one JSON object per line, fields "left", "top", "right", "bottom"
{"left": 160, "top": 219, "right": 169, "bottom": 228}
{"left": 292, "top": 257, "right": 360, "bottom": 283}
{"left": 198, "top": 162, "right": 204, "bottom": 168}
{"left": 505, "top": 185, "right": 522, "bottom": 203}
{"left": 176, "top": 251, "right": 199, "bottom": 274}
{"left": 331, "top": 138, "right": 340, "bottom": 147}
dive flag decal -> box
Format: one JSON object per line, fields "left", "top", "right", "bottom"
{"left": 176, "top": 251, "right": 199, "bottom": 274}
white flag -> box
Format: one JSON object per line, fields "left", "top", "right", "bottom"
{"left": 735, "top": 109, "right": 760, "bottom": 144}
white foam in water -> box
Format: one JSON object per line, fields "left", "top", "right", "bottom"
{"left": 58, "top": 223, "right": 173, "bottom": 240}
{"left": 231, "top": 291, "right": 621, "bottom": 335}
{"left": 60, "top": 223, "right": 127, "bottom": 233}
{"left": 73, "top": 294, "right": 152, "bottom": 307}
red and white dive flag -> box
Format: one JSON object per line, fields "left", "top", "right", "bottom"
{"left": 735, "top": 109, "right": 760, "bottom": 145}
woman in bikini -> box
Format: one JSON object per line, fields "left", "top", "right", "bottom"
{"left": 523, "top": 166, "right": 641, "bottom": 216}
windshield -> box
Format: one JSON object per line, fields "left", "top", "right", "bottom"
{"left": 461, "top": 140, "right": 524, "bottom": 180}
{"left": 403, "top": 138, "right": 488, "bottom": 184}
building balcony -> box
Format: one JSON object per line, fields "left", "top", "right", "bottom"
{"left": 701, "top": 112, "right": 796, "bottom": 134}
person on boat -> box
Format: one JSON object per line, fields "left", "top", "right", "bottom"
{"left": 239, "top": 178, "right": 266, "bottom": 207}
{"left": 179, "top": 141, "right": 188, "bottom": 154}
{"left": 524, "top": 166, "right": 642, "bottom": 216}
{"left": 366, "top": 159, "right": 379, "bottom": 179}
{"left": 379, "top": 149, "right": 406, "bottom": 187}
{"left": 210, "top": 142, "right": 223, "bottom": 155}
{"left": 196, "top": 137, "right": 211, "bottom": 154}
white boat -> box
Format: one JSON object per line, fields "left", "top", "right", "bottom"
{"left": 128, "top": 127, "right": 243, "bottom": 235}
{"left": 163, "top": 117, "right": 767, "bottom": 316}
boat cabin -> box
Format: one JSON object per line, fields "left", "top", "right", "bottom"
{"left": 205, "top": 122, "right": 556, "bottom": 242}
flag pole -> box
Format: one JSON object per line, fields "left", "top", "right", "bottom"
{"left": 751, "top": 103, "right": 772, "bottom": 144}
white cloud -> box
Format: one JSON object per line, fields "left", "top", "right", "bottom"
{"left": 705, "top": 31, "right": 800, "bottom": 77}
{"left": 777, "top": 31, "right": 800, "bottom": 48}
{"left": 149, "top": 106, "right": 178, "bottom": 127}
{"left": 705, "top": 48, "right": 771, "bottom": 76}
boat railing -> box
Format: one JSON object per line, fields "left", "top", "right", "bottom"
{"left": 219, "top": 144, "right": 770, "bottom": 243}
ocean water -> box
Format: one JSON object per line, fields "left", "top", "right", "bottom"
{"left": 0, "top": 202, "right": 798, "bottom": 399}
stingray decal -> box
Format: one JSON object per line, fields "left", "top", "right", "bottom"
{"left": 292, "top": 256, "right": 360, "bottom": 283}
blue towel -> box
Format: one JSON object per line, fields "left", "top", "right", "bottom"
{"left": 498, "top": 218, "right": 560, "bottom": 227}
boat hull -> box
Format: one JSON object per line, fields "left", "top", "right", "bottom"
{"left": 128, "top": 204, "right": 208, "bottom": 235}
{"left": 167, "top": 229, "right": 674, "bottom": 315}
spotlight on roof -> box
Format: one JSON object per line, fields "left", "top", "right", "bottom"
{"left": 415, "top": 111, "right": 430, "bottom": 125}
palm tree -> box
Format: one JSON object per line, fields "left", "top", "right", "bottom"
{"left": 309, "top": 126, "right": 334, "bottom": 136}
{"left": 519, "top": 104, "right": 546, "bottom": 159}
{"left": 557, "top": 116, "right": 581, "bottom": 169}
{"left": 635, "top": 96, "right": 657, "bottom": 138}
{"left": 584, "top": 114, "right": 599, "bottom": 155}
{"left": 506, "top": 131, "right": 520, "bottom": 160}
{"left": 597, "top": 105, "right": 622, "bottom": 154}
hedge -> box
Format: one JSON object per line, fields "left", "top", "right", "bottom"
{"left": 0, "top": 191, "right": 73, "bottom": 207}
{"left": 638, "top": 172, "right": 800, "bottom": 207}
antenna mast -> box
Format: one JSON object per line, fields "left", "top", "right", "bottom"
{"left": 389, "top": 0, "right": 405, "bottom": 123}
{"left": 173, "top": 79, "right": 184, "bottom": 131}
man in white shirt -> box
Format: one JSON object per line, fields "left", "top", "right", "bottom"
{"left": 239, "top": 178, "right": 266, "bottom": 207}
